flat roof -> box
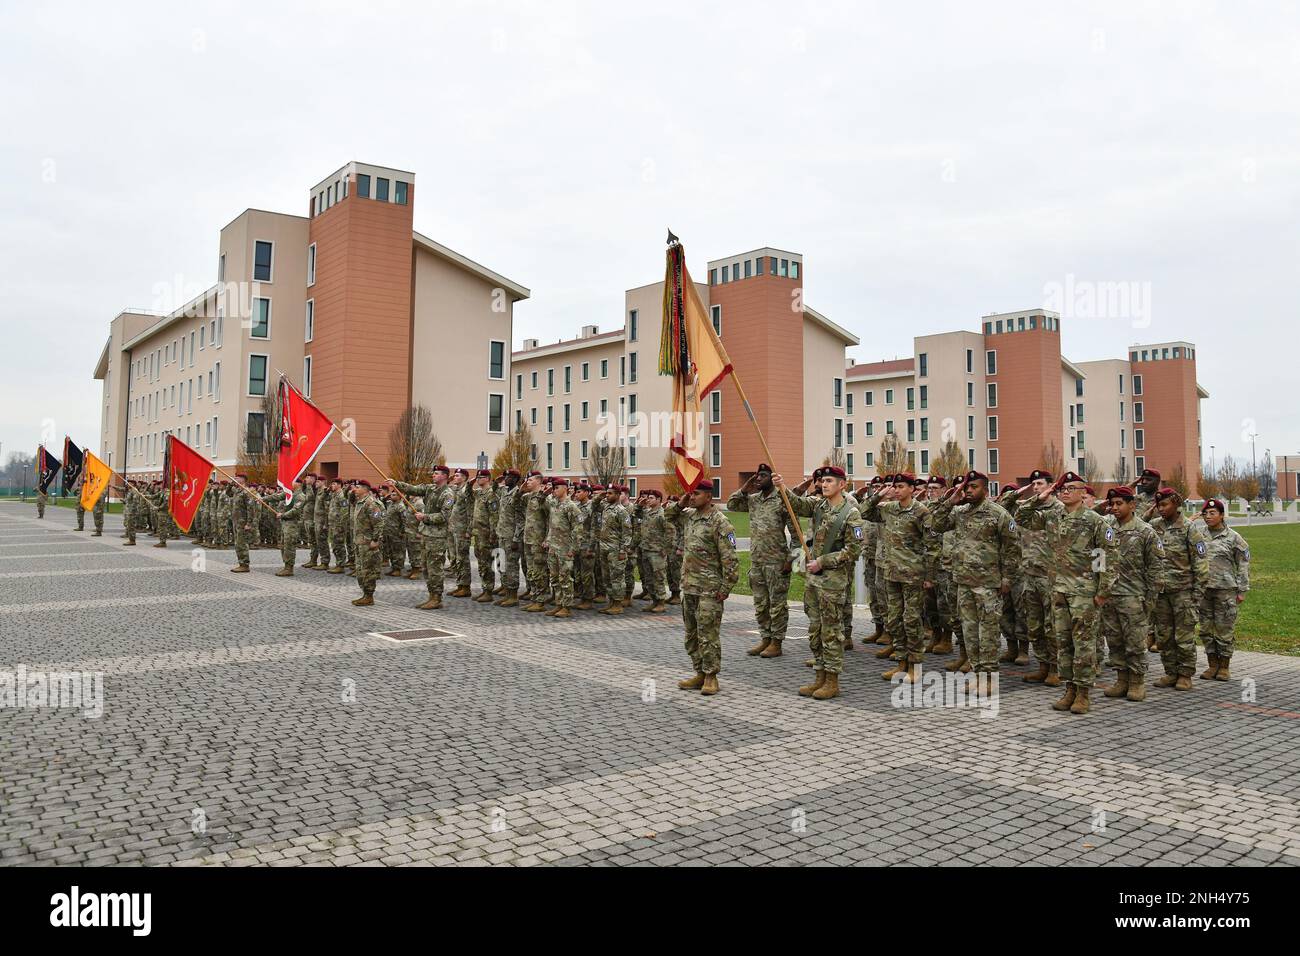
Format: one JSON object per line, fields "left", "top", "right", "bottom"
{"left": 513, "top": 329, "right": 626, "bottom": 360}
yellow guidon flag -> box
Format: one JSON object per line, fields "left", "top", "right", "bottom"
{"left": 659, "top": 239, "right": 733, "bottom": 490}
{"left": 79, "top": 451, "right": 113, "bottom": 511}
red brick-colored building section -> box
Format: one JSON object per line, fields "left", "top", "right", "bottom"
{"left": 306, "top": 178, "right": 414, "bottom": 479}
{"left": 1136, "top": 354, "right": 1200, "bottom": 497}
{"left": 984, "top": 324, "right": 1062, "bottom": 484}
{"left": 710, "top": 269, "right": 803, "bottom": 487}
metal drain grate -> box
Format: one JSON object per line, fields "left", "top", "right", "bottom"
{"left": 369, "top": 628, "right": 459, "bottom": 643}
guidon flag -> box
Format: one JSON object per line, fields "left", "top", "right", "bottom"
{"left": 164, "top": 435, "right": 215, "bottom": 533}
{"left": 79, "top": 452, "right": 113, "bottom": 512}
{"left": 36, "top": 445, "right": 61, "bottom": 494}
{"left": 61, "top": 438, "right": 84, "bottom": 497}
{"left": 277, "top": 376, "right": 335, "bottom": 497}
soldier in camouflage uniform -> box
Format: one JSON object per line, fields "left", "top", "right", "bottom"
{"left": 673, "top": 479, "right": 740, "bottom": 696}
{"left": 229, "top": 475, "right": 253, "bottom": 572}
{"left": 350, "top": 480, "right": 384, "bottom": 606}
{"left": 1014, "top": 470, "right": 1063, "bottom": 685}
{"left": 275, "top": 478, "right": 307, "bottom": 575}
{"left": 392, "top": 467, "right": 454, "bottom": 609}
{"left": 920, "top": 476, "right": 956, "bottom": 654}
{"left": 931, "top": 471, "right": 1021, "bottom": 681}
{"left": 402, "top": 487, "right": 424, "bottom": 580}
{"left": 36, "top": 486, "right": 48, "bottom": 518}
{"left": 779, "top": 467, "right": 864, "bottom": 699}
{"left": 624, "top": 488, "right": 640, "bottom": 603}
{"left": 1094, "top": 485, "right": 1163, "bottom": 701}
{"left": 91, "top": 485, "right": 106, "bottom": 535}
{"left": 122, "top": 482, "right": 138, "bottom": 545}
{"left": 494, "top": 469, "right": 526, "bottom": 606}
{"left": 470, "top": 469, "right": 499, "bottom": 601}
{"left": 994, "top": 484, "right": 1030, "bottom": 664}
{"left": 1134, "top": 468, "right": 1163, "bottom": 649}
{"left": 448, "top": 468, "right": 474, "bottom": 597}
{"left": 324, "top": 479, "right": 348, "bottom": 574}
{"left": 1196, "top": 498, "right": 1249, "bottom": 681}
{"left": 1149, "top": 487, "right": 1209, "bottom": 690}
{"left": 151, "top": 484, "right": 175, "bottom": 548}
{"left": 666, "top": 495, "right": 685, "bottom": 604}
{"left": 543, "top": 478, "right": 581, "bottom": 618}
{"left": 638, "top": 490, "right": 674, "bottom": 612}
{"left": 522, "top": 475, "right": 553, "bottom": 609}
{"left": 73, "top": 476, "right": 86, "bottom": 530}
{"left": 596, "top": 485, "right": 633, "bottom": 615}
{"left": 860, "top": 473, "right": 934, "bottom": 670}
{"left": 572, "top": 483, "right": 597, "bottom": 609}
{"left": 1016, "top": 471, "right": 1115, "bottom": 715}
{"left": 382, "top": 486, "right": 407, "bottom": 575}
{"left": 312, "top": 475, "right": 331, "bottom": 569}
{"left": 298, "top": 475, "right": 318, "bottom": 567}
{"left": 728, "top": 464, "right": 800, "bottom": 658}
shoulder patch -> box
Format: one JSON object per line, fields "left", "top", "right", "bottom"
{"left": 1243, "top": 547, "right": 1251, "bottom": 560}
{"left": 1008, "top": 518, "right": 1017, "bottom": 531}
{"left": 726, "top": 532, "right": 737, "bottom": 547}
{"left": 852, "top": 525, "right": 863, "bottom": 540}
{"left": 1195, "top": 540, "right": 1207, "bottom": 556}
{"left": 1104, "top": 527, "right": 1114, "bottom": 542}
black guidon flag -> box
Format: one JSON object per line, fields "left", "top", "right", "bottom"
{"left": 61, "top": 439, "right": 84, "bottom": 496}
{"left": 37, "top": 445, "right": 61, "bottom": 494}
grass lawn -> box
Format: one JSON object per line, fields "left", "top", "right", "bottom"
{"left": 1, "top": 497, "right": 123, "bottom": 514}
{"left": 723, "top": 509, "right": 809, "bottom": 539}
{"left": 1234, "top": 524, "right": 1300, "bottom": 656}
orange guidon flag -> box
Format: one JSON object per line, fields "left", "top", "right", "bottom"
{"left": 79, "top": 452, "right": 113, "bottom": 511}
{"left": 659, "top": 240, "right": 733, "bottom": 490}
{"left": 164, "top": 435, "right": 215, "bottom": 533}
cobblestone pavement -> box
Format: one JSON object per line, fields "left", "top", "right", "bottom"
{"left": 2, "top": 503, "right": 1298, "bottom": 867}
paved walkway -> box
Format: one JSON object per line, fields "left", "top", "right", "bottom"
{"left": 1, "top": 502, "right": 1298, "bottom": 867}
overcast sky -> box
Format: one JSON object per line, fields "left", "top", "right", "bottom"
{"left": 2, "top": 1, "right": 1297, "bottom": 476}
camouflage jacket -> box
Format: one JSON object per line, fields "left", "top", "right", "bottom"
{"left": 1106, "top": 514, "right": 1163, "bottom": 601}
{"left": 381, "top": 499, "right": 405, "bottom": 536}
{"left": 787, "top": 493, "right": 864, "bottom": 591}
{"left": 523, "top": 490, "right": 551, "bottom": 546}
{"left": 545, "top": 497, "right": 581, "bottom": 557}
{"left": 352, "top": 492, "right": 384, "bottom": 545}
{"left": 930, "top": 496, "right": 1021, "bottom": 589}
{"left": 495, "top": 486, "right": 526, "bottom": 546}
{"left": 1017, "top": 494, "right": 1062, "bottom": 578}
{"left": 280, "top": 489, "right": 308, "bottom": 524}
{"left": 727, "top": 487, "right": 799, "bottom": 566}
{"left": 418, "top": 485, "right": 456, "bottom": 541}
{"left": 231, "top": 488, "right": 252, "bottom": 529}
{"left": 1148, "top": 513, "right": 1209, "bottom": 595}
{"left": 679, "top": 505, "right": 740, "bottom": 597}
{"left": 313, "top": 486, "right": 330, "bottom": 523}
{"left": 1015, "top": 498, "right": 1115, "bottom": 599}
{"left": 472, "top": 485, "right": 498, "bottom": 543}
{"left": 596, "top": 501, "right": 632, "bottom": 552}
{"left": 639, "top": 505, "right": 674, "bottom": 556}
{"left": 860, "top": 493, "right": 934, "bottom": 583}
{"left": 450, "top": 482, "right": 474, "bottom": 537}
{"left": 328, "top": 488, "right": 349, "bottom": 525}
{"left": 1201, "top": 523, "right": 1250, "bottom": 593}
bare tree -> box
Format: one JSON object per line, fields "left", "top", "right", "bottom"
{"left": 387, "top": 405, "right": 444, "bottom": 482}
{"left": 662, "top": 451, "right": 687, "bottom": 497}
{"left": 492, "top": 423, "right": 537, "bottom": 476}
{"left": 1112, "top": 455, "right": 1131, "bottom": 485}
{"left": 1197, "top": 466, "right": 1220, "bottom": 501}
{"left": 1082, "top": 451, "right": 1102, "bottom": 485}
{"left": 877, "top": 433, "right": 908, "bottom": 475}
{"left": 1167, "top": 462, "right": 1190, "bottom": 500}
{"left": 931, "top": 440, "right": 967, "bottom": 480}
{"left": 585, "top": 441, "right": 627, "bottom": 488}
{"left": 1039, "top": 440, "right": 1064, "bottom": 476}
{"left": 1217, "top": 455, "right": 1242, "bottom": 502}
{"left": 822, "top": 447, "right": 847, "bottom": 471}
{"left": 236, "top": 389, "right": 283, "bottom": 486}
{"left": 1258, "top": 452, "right": 1276, "bottom": 501}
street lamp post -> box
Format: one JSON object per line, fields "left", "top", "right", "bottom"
{"left": 22, "top": 463, "right": 29, "bottom": 502}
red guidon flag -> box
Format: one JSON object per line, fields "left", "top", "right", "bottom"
{"left": 164, "top": 435, "right": 215, "bottom": 533}
{"left": 277, "top": 376, "right": 335, "bottom": 498}
{"left": 658, "top": 240, "right": 734, "bottom": 490}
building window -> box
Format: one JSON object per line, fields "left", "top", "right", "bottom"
{"left": 1118, "top": 374, "right": 1125, "bottom": 394}
{"left": 988, "top": 449, "right": 999, "bottom": 474}
{"left": 600, "top": 359, "right": 609, "bottom": 379}
{"left": 886, "top": 420, "right": 894, "bottom": 435}
{"left": 710, "top": 391, "right": 721, "bottom": 424}
{"left": 395, "top": 181, "right": 408, "bottom": 205}
{"left": 563, "top": 441, "right": 571, "bottom": 469}
{"left": 547, "top": 368, "right": 554, "bottom": 395}
{"left": 834, "top": 378, "right": 843, "bottom": 407}
{"left": 1076, "top": 402, "right": 1084, "bottom": 424}
{"left": 629, "top": 352, "right": 637, "bottom": 384}
{"left": 489, "top": 341, "right": 506, "bottom": 380}
{"left": 1135, "top": 429, "right": 1145, "bottom": 450}
{"left": 247, "top": 355, "right": 268, "bottom": 396}
{"left": 987, "top": 416, "right": 998, "bottom": 441}
{"left": 919, "top": 386, "right": 928, "bottom": 409}
{"left": 864, "top": 391, "right": 873, "bottom": 406}
{"left": 564, "top": 364, "right": 572, "bottom": 392}
{"left": 985, "top": 350, "right": 996, "bottom": 375}
{"left": 709, "top": 268, "right": 717, "bottom": 285}
{"left": 710, "top": 305, "right": 721, "bottom": 335}
{"left": 1133, "top": 374, "right": 1143, "bottom": 396}
{"left": 253, "top": 241, "right": 273, "bottom": 282}
{"left": 847, "top": 453, "right": 854, "bottom": 474}
{"left": 628, "top": 438, "right": 638, "bottom": 468}
{"left": 1119, "top": 401, "right": 1125, "bottom": 422}
{"left": 1075, "top": 378, "right": 1084, "bottom": 397}
{"left": 1135, "top": 456, "right": 1145, "bottom": 473}
{"left": 711, "top": 434, "right": 721, "bottom": 468}
{"left": 866, "top": 422, "right": 874, "bottom": 437}
{"left": 620, "top": 356, "right": 626, "bottom": 386}
{"left": 530, "top": 370, "right": 538, "bottom": 390}
{"left": 906, "top": 419, "right": 915, "bottom": 443}
{"left": 919, "top": 353, "right": 928, "bottom": 377}
{"left": 375, "top": 177, "right": 390, "bottom": 201}
{"left": 966, "top": 382, "right": 974, "bottom": 407}
{"left": 564, "top": 404, "right": 572, "bottom": 431}
{"left": 743, "top": 259, "right": 752, "bottom": 278}
{"left": 920, "top": 418, "right": 928, "bottom": 442}
{"left": 218, "top": 253, "right": 225, "bottom": 282}
{"left": 307, "top": 243, "right": 316, "bottom": 285}
{"left": 250, "top": 298, "right": 270, "bottom": 338}
{"left": 885, "top": 388, "right": 894, "bottom": 405}
{"left": 967, "top": 416, "right": 974, "bottom": 440}
{"left": 846, "top": 392, "right": 853, "bottom": 416}
{"left": 906, "top": 387, "right": 915, "bottom": 411}
{"left": 629, "top": 309, "right": 638, "bottom": 342}
{"left": 920, "top": 450, "right": 929, "bottom": 472}
{"left": 581, "top": 361, "right": 590, "bottom": 382}
{"left": 866, "top": 452, "right": 874, "bottom": 467}
{"left": 530, "top": 407, "right": 537, "bottom": 426}
{"left": 547, "top": 406, "right": 554, "bottom": 432}
{"left": 304, "top": 300, "right": 314, "bottom": 343}
{"left": 357, "top": 174, "right": 370, "bottom": 198}
{"left": 488, "top": 394, "right": 504, "bottom": 433}
{"left": 546, "top": 443, "right": 553, "bottom": 470}
{"left": 835, "top": 419, "right": 844, "bottom": 448}
{"left": 1077, "top": 430, "right": 1085, "bottom": 451}
{"left": 966, "top": 349, "right": 973, "bottom": 374}
{"left": 303, "top": 356, "right": 312, "bottom": 397}
{"left": 581, "top": 440, "right": 589, "bottom": 460}
{"left": 1134, "top": 402, "right": 1144, "bottom": 423}
{"left": 515, "top": 374, "right": 523, "bottom": 401}
{"left": 581, "top": 401, "right": 589, "bottom": 421}
{"left": 986, "top": 383, "right": 997, "bottom": 408}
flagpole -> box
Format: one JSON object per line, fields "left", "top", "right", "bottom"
{"left": 210, "top": 463, "right": 281, "bottom": 516}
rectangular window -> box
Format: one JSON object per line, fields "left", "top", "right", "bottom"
{"left": 866, "top": 422, "right": 874, "bottom": 437}
{"left": 214, "top": 362, "right": 220, "bottom": 401}
{"left": 629, "top": 352, "right": 637, "bottom": 384}
{"left": 1133, "top": 374, "right": 1143, "bottom": 395}
{"left": 835, "top": 419, "right": 843, "bottom": 448}
{"left": 920, "top": 450, "right": 929, "bottom": 472}
{"left": 304, "top": 300, "right": 314, "bottom": 342}
{"left": 986, "top": 350, "right": 997, "bottom": 375}
{"left": 1070, "top": 405, "right": 1075, "bottom": 427}
{"left": 251, "top": 297, "right": 270, "bottom": 338}
{"left": 375, "top": 177, "right": 390, "bottom": 201}
{"left": 581, "top": 401, "right": 589, "bottom": 421}
{"left": 620, "top": 356, "right": 626, "bottom": 386}
{"left": 530, "top": 370, "right": 538, "bottom": 389}
{"left": 834, "top": 378, "right": 843, "bottom": 407}
{"left": 547, "top": 368, "right": 554, "bottom": 395}
{"left": 564, "top": 404, "right": 571, "bottom": 431}
{"left": 1118, "top": 373, "right": 1125, "bottom": 394}
{"left": 218, "top": 254, "right": 225, "bottom": 282}
{"left": 919, "top": 353, "right": 928, "bottom": 377}
{"left": 710, "top": 390, "right": 721, "bottom": 424}
{"left": 966, "top": 349, "right": 973, "bottom": 374}
{"left": 906, "top": 387, "right": 915, "bottom": 410}
{"left": 919, "top": 385, "right": 928, "bottom": 409}
{"left": 886, "top": 420, "right": 894, "bottom": 435}
{"left": 847, "top": 423, "right": 854, "bottom": 445}
{"left": 906, "top": 419, "right": 915, "bottom": 442}
{"left": 599, "top": 399, "right": 608, "bottom": 417}
{"left": 395, "top": 181, "right": 408, "bottom": 204}
{"left": 986, "top": 383, "right": 998, "bottom": 408}
{"left": 515, "top": 374, "right": 523, "bottom": 400}
{"left": 489, "top": 341, "right": 506, "bottom": 379}
{"left": 530, "top": 407, "right": 537, "bottom": 426}
{"left": 562, "top": 441, "right": 570, "bottom": 469}
{"left": 988, "top": 449, "right": 999, "bottom": 474}
{"left": 581, "top": 361, "right": 590, "bottom": 382}
{"left": 866, "top": 452, "right": 874, "bottom": 467}
{"left": 600, "top": 359, "right": 609, "bottom": 379}
{"left": 1076, "top": 378, "right": 1084, "bottom": 397}
{"left": 865, "top": 391, "right": 873, "bottom": 406}
{"left": 488, "top": 394, "right": 504, "bottom": 433}
{"left": 628, "top": 438, "right": 637, "bottom": 468}
{"left": 710, "top": 305, "right": 721, "bottom": 335}
{"left": 711, "top": 434, "right": 721, "bottom": 468}
{"left": 1119, "top": 401, "right": 1125, "bottom": 422}
{"left": 920, "top": 418, "right": 928, "bottom": 442}
{"left": 581, "top": 440, "right": 589, "bottom": 460}
{"left": 253, "top": 241, "right": 273, "bottom": 282}
{"left": 987, "top": 416, "right": 998, "bottom": 441}
{"left": 629, "top": 309, "right": 638, "bottom": 342}
{"left": 307, "top": 243, "right": 316, "bottom": 285}
{"left": 967, "top": 415, "right": 974, "bottom": 440}
{"left": 743, "top": 259, "right": 752, "bottom": 278}
{"left": 1077, "top": 430, "right": 1085, "bottom": 451}
{"left": 546, "top": 443, "right": 553, "bottom": 470}
{"left": 357, "top": 174, "right": 371, "bottom": 198}
{"left": 885, "top": 388, "right": 894, "bottom": 405}
{"left": 846, "top": 392, "right": 853, "bottom": 416}
{"left": 247, "top": 355, "right": 268, "bottom": 396}
{"left": 1076, "top": 402, "right": 1084, "bottom": 424}
{"left": 303, "top": 356, "right": 312, "bottom": 397}
{"left": 709, "top": 268, "right": 717, "bottom": 286}
{"left": 547, "top": 406, "right": 554, "bottom": 432}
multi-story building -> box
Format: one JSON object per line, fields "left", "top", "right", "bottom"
{"left": 510, "top": 247, "right": 859, "bottom": 496}
{"left": 94, "top": 161, "right": 530, "bottom": 479}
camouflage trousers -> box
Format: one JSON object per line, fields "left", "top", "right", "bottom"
{"left": 501, "top": 539, "right": 523, "bottom": 594}
{"left": 233, "top": 524, "right": 251, "bottom": 567}
{"left": 93, "top": 508, "right": 104, "bottom": 533}
{"left": 957, "top": 584, "right": 1004, "bottom": 673}
{"left": 806, "top": 582, "right": 849, "bottom": 675}
{"left": 1022, "top": 575, "right": 1056, "bottom": 665}
{"left": 279, "top": 521, "right": 299, "bottom": 568}
{"left": 1000, "top": 577, "right": 1026, "bottom": 647}
{"left": 1199, "top": 588, "right": 1239, "bottom": 661}
{"left": 638, "top": 552, "right": 654, "bottom": 597}
{"left": 525, "top": 544, "right": 550, "bottom": 600}
{"left": 748, "top": 562, "right": 791, "bottom": 644}
{"left": 452, "top": 533, "right": 471, "bottom": 587}
{"left": 575, "top": 551, "right": 596, "bottom": 601}
{"left": 313, "top": 518, "right": 329, "bottom": 563}
{"left": 923, "top": 570, "right": 954, "bottom": 636}
{"left": 683, "top": 594, "right": 723, "bottom": 675}
{"left": 1154, "top": 589, "right": 1199, "bottom": 677}
{"left": 624, "top": 552, "right": 636, "bottom": 599}
{"left": 668, "top": 550, "right": 681, "bottom": 596}
{"left": 331, "top": 528, "right": 348, "bottom": 568}
{"left": 600, "top": 547, "right": 625, "bottom": 601}
{"left": 383, "top": 532, "right": 403, "bottom": 569}
{"left": 885, "top": 579, "right": 925, "bottom": 662}
{"left": 75, "top": 504, "right": 85, "bottom": 530}
{"left": 1102, "top": 594, "right": 1150, "bottom": 678}
{"left": 421, "top": 536, "right": 447, "bottom": 597}
{"left": 37, "top": 497, "right": 46, "bottom": 518}
{"left": 345, "top": 521, "right": 355, "bottom": 565}
{"left": 644, "top": 552, "right": 669, "bottom": 602}
{"left": 547, "top": 550, "right": 575, "bottom": 608}
{"left": 474, "top": 537, "right": 495, "bottom": 592}
{"left": 406, "top": 534, "right": 423, "bottom": 572}
{"left": 355, "top": 541, "right": 382, "bottom": 595}
{"left": 864, "top": 560, "right": 885, "bottom": 626}
{"left": 1053, "top": 591, "right": 1100, "bottom": 688}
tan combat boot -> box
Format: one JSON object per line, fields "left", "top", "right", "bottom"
{"left": 407, "top": 570, "right": 422, "bottom": 580}
{"left": 1051, "top": 685, "right": 1077, "bottom": 711}
{"left": 544, "top": 606, "right": 560, "bottom": 617}
{"left": 474, "top": 591, "right": 494, "bottom": 603}
{"left": 1044, "top": 665, "right": 1062, "bottom": 687}
{"left": 231, "top": 565, "right": 249, "bottom": 573}
{"left": 1102, "top": 671, "right": 1130, "bottom": 698}
{"left": 678, "top": 671, "right": 706, "bottom": 690}
{"left": 944, "top": 647, "right": 969, "bottom": 673}
{"left": 524, "top": 601, "right": 547, "bottom": 612}
{"left": 898, "top": 662, "right": 921, "bottom": 684}
{"left": 451, "top": 586, "right": 472, "bottom": 598}
{"left": 352, "top": 593, "right": 374, "bottom": 607}
{"left": 576, "top": 600, "right": 594, "bottom": 610}
{"left": 1153, "top": 674, "right": 1178, "bottom": 688}
{"left": 798, "top": 670, "right": 827, "bottom": 697}
{"left": 1024, "top": 662, "right": 1050, "bottom": 683}
{"left": 874, "top": 628, "right": 890, "bottom": 646}
{"left": 812, "top": 672, "right": 840, "bottom": 700}
{"left": 1214, "top": 660, "right": 1232, "bottom": 681}
{"left": 998, "top": 643, "right": 1016, "bottom": 664}
{"left": 759, "top": 641, "right": 783, "bottom": 659}
{"left": 386, "top": 569, "right": 402, "bottom": 577}
{"left": 1014, "top": 642, "right": 1030, "bottom": 665}
{"left": 931, "top": 631, "right": 953, "bottom": 655}
{"left": 553, "top": 607, "right": 572, "bottom": 619}
{"left": 667, "top": 593, "right": 682, "bottom": 605}
{"left": 1126, "top": 674, "right": 1146, "bottom": 701}
{"left": 748, "top": 637, "right": 773, "bottom": 657}
{"left": 1199, "top": 655, "right": 1220, "bottom": 680}
{"left": 328, "top": 566, "right": 345, "bottom": 575}
{"left": 1174, "top": 674, "right": 1192, "bottom": 691}
{"left": 1070, "top": 686, "right": 1091, "bottom": 714}
{"left": 153, "top": 541, "right": 167, "bottom": 548}
{"left": 874, "top": 644, "right": 895, "bottom": 660}
{"left": 600, "top": 603, "right": 624, "bottom": 616}
{"left": 498, "top": 594, "right": 520, "bottom": 608}
{"left": 881, "top": 660, "right": 905, "bottom": 681}
{"left": 275, "top": 567, "right": 294, "bottom": 577}
{"left": 700, "top": 673, "right": 719, "bottom": 696}
{"left": 418, "top": 597, "right": 443, "bottom": 610}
